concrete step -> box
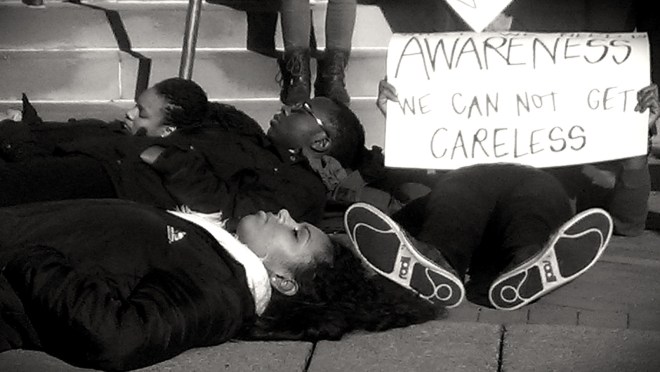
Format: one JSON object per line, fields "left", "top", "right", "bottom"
{"left": 0, "top": 99, "right": 388, "bottom": 147}
{"left": 0, "top": 48, "right": 386, "bottom": 101}
{"left": 0, "top": 1, "right": 390, "bottom": 50}
{"left": 0, "top": 1, "right": 391, "bottom": 102}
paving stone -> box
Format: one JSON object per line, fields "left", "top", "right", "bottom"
{"left": 0, "top": 341, "right": 313, "bottom": 372}
{"left": 527, "top": 304, "right": 578, "bottom": 326}
{"left": 502, "top": 324, "right": 660, "bottom": 372}
{"left": 445, "top": 301, "right": 481, "bottom": 323}
{"left": 0, "top": 350, "right": 92, "bottom": 372}
{"left": 577, "top": 309, "right": 628, "bottom": 329}
{"left": 478, "top": 307, "right": 529, "bottom": 325}
{"left": 308, "top": 321, "right": 502, "bottom": 372}
{"left": 530, "top": 258, "right": 660, "bottom": 313}
{"left": 607, "top": 232, "right": 660, "bottom": 262}
{"left": 628, "top": 310, "right": 660, "bottom": 332}
{"left": 138, "top": 341, "right": 313, "bottom": 372}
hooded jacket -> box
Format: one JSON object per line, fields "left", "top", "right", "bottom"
{"left": 0, "top": 199, "right": 265, "bottom": 371}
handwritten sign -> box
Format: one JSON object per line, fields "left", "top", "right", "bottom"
{"left": 445, "top": 0, "right": 514, "bottom": 32}
{"left": 385, "top": 32, "right": 651, "bottom": 170}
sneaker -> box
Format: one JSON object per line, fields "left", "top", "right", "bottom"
{"left": 344, "top": 202, "right": 465, "bottom": 308}
{"left": 488, "top": 208, "right": 613, "bottom": 311}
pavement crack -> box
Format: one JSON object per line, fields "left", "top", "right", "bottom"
{"left": 497, "top": 325, "right": 506, "bottom": 372}
{"left": 303, "top": 341, "right": 318, "bottom": 371}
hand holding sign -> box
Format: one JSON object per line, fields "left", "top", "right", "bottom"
{"left": 635, "top": 84, "right": 660, "bottom": 134}
{"left": 384, "top": 32, "right": 651, "bottom": 170}
{"left": 377, "top": 79, "right": 398, "bottom": 117}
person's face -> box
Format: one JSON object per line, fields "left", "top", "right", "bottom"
{"left": 124, "top": 88, "right": 169, "bottom": 136}
{"left": 236, "top": 209, "right": 332, "bottom": 274}
{"left": 266, "top": 97, "right": 336, "bottom": 149}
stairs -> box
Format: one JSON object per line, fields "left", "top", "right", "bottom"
{"left": 0, "top": 0, "right": 393, "bottom": 147}
{"left": 2, "top": 0, "right": 660, "bottom": 158}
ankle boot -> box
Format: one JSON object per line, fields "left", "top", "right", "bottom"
{"left": 278, "top": 48, "right": 311, "bottom": 105}
{"left": 314, "top": 49, "right": 350, "bottom": 105}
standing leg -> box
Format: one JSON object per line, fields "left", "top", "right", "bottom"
{"left": 279, "top": 0, "right": 312, "bottom": 105}
{"left": 314, "top": 0, "right": 356, "bottom": 104}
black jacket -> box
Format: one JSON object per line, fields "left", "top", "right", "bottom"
{"left": 0, "top": 102, "right": 327, "bottom": 225}
{"left": 0, "top": 199, "right": 257, "bottom": 371}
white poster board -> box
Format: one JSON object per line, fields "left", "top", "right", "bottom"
{"left": 385, "top": 32, "right": 650, "bottom": 170}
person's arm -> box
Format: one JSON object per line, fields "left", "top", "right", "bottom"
{"left": 142, "top": 146, "right": 326, "bottom": 221}
{"left": 4, "top": 245, "right": 247, "bottom": 371}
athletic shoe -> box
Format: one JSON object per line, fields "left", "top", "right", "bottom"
{"left": 488, "top": 208, "right": 613, "bottom": 311}
{"left": 344, "top": 202, "right": 465, "bottom": 308}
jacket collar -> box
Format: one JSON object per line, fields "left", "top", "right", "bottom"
{"left": 167, "top": 209, "right": 272, "bottom": 316}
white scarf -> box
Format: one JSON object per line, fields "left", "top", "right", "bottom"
{"left": 168, "top": 209, "right": 272, "bottom": 316}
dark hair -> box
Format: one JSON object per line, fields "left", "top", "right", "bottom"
{"left": 324, "top": 100, "right": 366, "bottom": 170}
{"left": 204, "top": 102, "right": 264, "bottom": 137}
{"left": 240, "top": 237, "right": 444, "bottom": 341}
{"left": 152, "top": 78, "right": 209, "bottom": 128}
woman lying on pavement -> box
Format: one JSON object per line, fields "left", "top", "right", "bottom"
{"left": 0, "top": 78, "right": 366, "bottom": 226}
{"left": 0, "top": 199, "right": 438, "bottom": 371}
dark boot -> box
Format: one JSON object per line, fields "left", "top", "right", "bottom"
{"left": 278, "top": 48, "right": 311, "bottom": 105}
{"left": 314, "top": 49, "right": 350, "bottom": 105}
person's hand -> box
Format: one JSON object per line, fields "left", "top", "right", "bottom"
{"left": 140, "top": 145, "right": 166, "bottom": 165}
{"left": 634, "top": 83, "right": 659, "bottom": 132}
{"left": 581, "top": 164, "right": 616, "bottom": 189}
{"left": 0, "top": 109, "right": 22, "bottom": 122}
{"left": 376, "top": 78, "right": 398, "bottom": 117}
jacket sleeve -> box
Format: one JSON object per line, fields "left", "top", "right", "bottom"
{"left": 148, "top": 147, "right": 326, "bottom": 222}
{"left": 4, "top": 245, "right": 250, "bottom": 371}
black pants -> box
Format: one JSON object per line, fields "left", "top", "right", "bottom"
{"left": 393, "top": 164, "right": 573, "bottom": 289}
{"left": 0, "top": 155, "right": 117, "bottom": 207}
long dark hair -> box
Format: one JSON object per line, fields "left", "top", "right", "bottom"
{"left": 152, "top": 78, "right": 209, "bottom": 128}
{"left": 240, "top": 237, "right": 444, "bottom": 341}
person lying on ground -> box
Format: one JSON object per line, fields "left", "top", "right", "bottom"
{"left": 0, "top": 78, "right": 364, "bottom": 227}
{"left": 377, "top": 78, "right": 660, "bottom": 236}
{"left": 344, "top": 163, "right": 613, "bottom": 311}
{"left": 0, "top": 198, "right": 439, "bottom": 371}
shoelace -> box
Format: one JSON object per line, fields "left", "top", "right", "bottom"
{"left": 275, "top": 54, "right": 307, "bottom": 88}
{"left": 321, "top": 53, "right": 347, "bottom": 78}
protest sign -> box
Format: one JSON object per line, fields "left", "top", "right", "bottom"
{"left": 384, "top": 32, "right": 650, "bottom": 170}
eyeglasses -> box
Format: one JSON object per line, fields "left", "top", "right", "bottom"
{"left": 283, "top": 101, "right": 326, "bottom": 129}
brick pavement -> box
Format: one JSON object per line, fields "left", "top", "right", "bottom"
{"left": 2, "top": 231, "right": 658, "bottom": 371}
